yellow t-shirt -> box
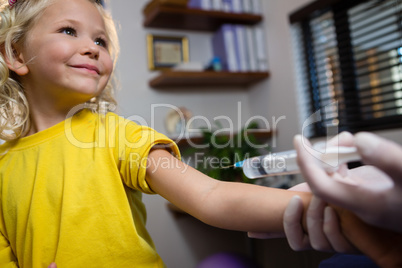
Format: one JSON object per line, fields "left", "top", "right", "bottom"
{"left": 0, "top": 109, "right": 180, "bottom": 268}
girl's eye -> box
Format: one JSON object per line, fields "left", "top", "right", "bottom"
{"left": 60, "top": 27, "right": 76, "bottom": 36}
{"left": 95, "top": 37, "right": 108, "bottom": 48}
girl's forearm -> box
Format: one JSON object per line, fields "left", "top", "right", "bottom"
{"left": 197, "top": 181, "right": 312, "bottom": 233}
{"left": 147, "top": 149, "right": 311, "bottom": 233}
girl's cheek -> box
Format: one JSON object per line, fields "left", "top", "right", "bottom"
{"left": 105, "top": 58, "right": 113, "bottom": 75}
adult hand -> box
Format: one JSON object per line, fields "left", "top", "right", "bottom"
{"left": 283, "top": 194, "right": 356, "bottom": 253}
{"left": 294, "top": 132, "right": 402, "bottom": 234}
{"left": 283, "top": 132, "right": 357, "bottom": 253}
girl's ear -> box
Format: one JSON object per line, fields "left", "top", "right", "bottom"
{"left": 3, "top": 45, "right": 29, "bottom": 76}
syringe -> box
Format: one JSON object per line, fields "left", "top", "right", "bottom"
{"left": 231, "top": 146, "right": 361, "bottom": 179}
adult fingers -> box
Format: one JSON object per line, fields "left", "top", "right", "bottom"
{"left": 283, "top": 195, "right": 311, "bottom": 251}
{"left": 306, "top": 196, "right": 333, "bottom": 252}
{"left": 294, "top": 135, "right": 340, "bottom": 195}
{"left": 355, "top": 132, "right": 402, "bottom": 186}
{"left": 323, "top": 207, "right": 359, "bottom": 253}
{"left": 327, "top": 131, "right": 355, "bottom": 147}
{"left": 288, "top": 182, "right": 311, "bottom": 192}
{"left": 324, "top": 132, "right": 354, "bottom": 177}
{"left": 294, "top": 135, "right": 370, "bottom": 211}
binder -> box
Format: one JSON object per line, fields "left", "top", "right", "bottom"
{"left": 245, "top": 26, "right": 258, "bottom": 71}
{"left": 234, "top": 25, "right": 249, "bottom": 72}
{"left": 188, "top": 0, "right": 212, "bottom": 9}
{"left": 251, "top": 0, "right": 262, "bottom": 14}
{"left": 222, "top": 0, "right": 242, "bottom": 13}
{"left": 211, "top": 0, "right": 223, "bottom": 11}
{"left": 201, "top": 0, "right": 212, "bottom": 9}
{"left": 254, "top": 26, "right": 268, "bottom": 71}
{"left": 221, "top": 0, "right": 231, "bottom": 12}
{"left": 232, "top": 0, "right": 242, "bottom": 13}
{"left": 242, "top": 0, "right": 252, "bottom": 14}
{"left": 212, "top": 24, "right": 239, "bottom": 71}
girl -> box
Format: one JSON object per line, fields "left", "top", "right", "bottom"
{"left": 0, "top": 0, "right": 399, "bottom": 267}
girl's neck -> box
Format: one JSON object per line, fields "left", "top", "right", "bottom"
{"left": 23, "top": 84, "right": 93, "bottom": 136}
{"left": 25, "top": 99, "right": 87, "bottom": 136}
{"left": 26, "top": 109, "right": 69, "bottom": 136}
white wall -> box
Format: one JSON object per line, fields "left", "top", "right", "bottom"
{"left": 108, "top": 0, "right": 402, "bottom": 267}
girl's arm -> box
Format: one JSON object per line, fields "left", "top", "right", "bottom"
{"left": 146, "top": 149, "right": 402, "bottom": 267}
{"left": 146, "top": 149, "right": 311, "bottom": 233}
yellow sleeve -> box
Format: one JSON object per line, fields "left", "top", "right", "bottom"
{"left": 0, "top": 232, "right": 18, "bottom": 268}
{"left": 114, "top": 117, "right": 180, "bottom": 194}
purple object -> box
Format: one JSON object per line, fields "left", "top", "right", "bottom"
{"left": 188, "top": 0, "right": 202, "bottom": 8}
{"left": 197, "top": 252, "right": 259, "bottom": 268}
{"left": 212, "top": 24, "right": 239, "bottom": 71}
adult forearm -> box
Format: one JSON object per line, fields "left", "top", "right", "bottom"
{"left": 335, "top": 206, "right": 402, "bottom": 268}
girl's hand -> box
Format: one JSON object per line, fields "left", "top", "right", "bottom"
{"left": 48, "top": 263, "right": 57, "bottom": 268}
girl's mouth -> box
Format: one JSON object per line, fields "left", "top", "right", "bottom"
{"left": 70, "top": 64, "right": 100, "bottom": 75}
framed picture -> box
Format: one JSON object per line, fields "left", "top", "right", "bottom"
{"left": 147, "top": 35, "right": 189, "bottom": 70}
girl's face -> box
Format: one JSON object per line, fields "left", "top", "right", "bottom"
{"left": 20, "top": 0, "right": 113, "bottom": 109}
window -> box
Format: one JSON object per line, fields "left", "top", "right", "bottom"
{"left": 290, "top": 0, "right": 402, "bottom": 138}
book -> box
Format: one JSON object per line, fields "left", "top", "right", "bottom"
{"left": 231, "top": 0, "right": 242, "bottom": 13}
{"left": 251, "top": 0, "right": 262, "bottom": 14}
{"left": 211, "top": 0, "right": 223, "bottom": 11}
{"left": 187, "top": 0, "right": 200, "bottom": 8}
{"left": 254, "top": 26, "right": 268, "bottom": 71}
{"left": 242, "top": 0, "right": 252, "bottom": 14}
{"left": 188, "top": 0, "right": 211, "bottom": 9}
{"left": 221, "top": 0, "right": 242, "bottom": 13}
{"left": 245, "top": 26, "right": 258, "bottom": 71}
{"left": 234, "top": 25, "right": 248, "bottom": 72}
{"left": 221, "top": 0, "right": 231, "bottom": 12}
{"left": 212, "top": 24, "right": 239, "bottom": 71}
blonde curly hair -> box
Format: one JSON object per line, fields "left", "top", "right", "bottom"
{"left": 0, "top": 0, "right": 120, "bottom": 141}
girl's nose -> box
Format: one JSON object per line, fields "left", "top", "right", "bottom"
{"left": 81, "top": 40, "right": 100, "bottom": 60}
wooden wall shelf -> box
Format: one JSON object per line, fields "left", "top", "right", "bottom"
{"left": 143, "top": 4, "right": 263, "bottom": 31}
{"left": 150, "top": 71, "right": 270, "bottom": 88}
{"left": 171, "top": 130, "right": 274, "bottom": 148}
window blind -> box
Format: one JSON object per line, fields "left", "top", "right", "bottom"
{"left": 290, "top": 0, "right": 402, "bottom": 138}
